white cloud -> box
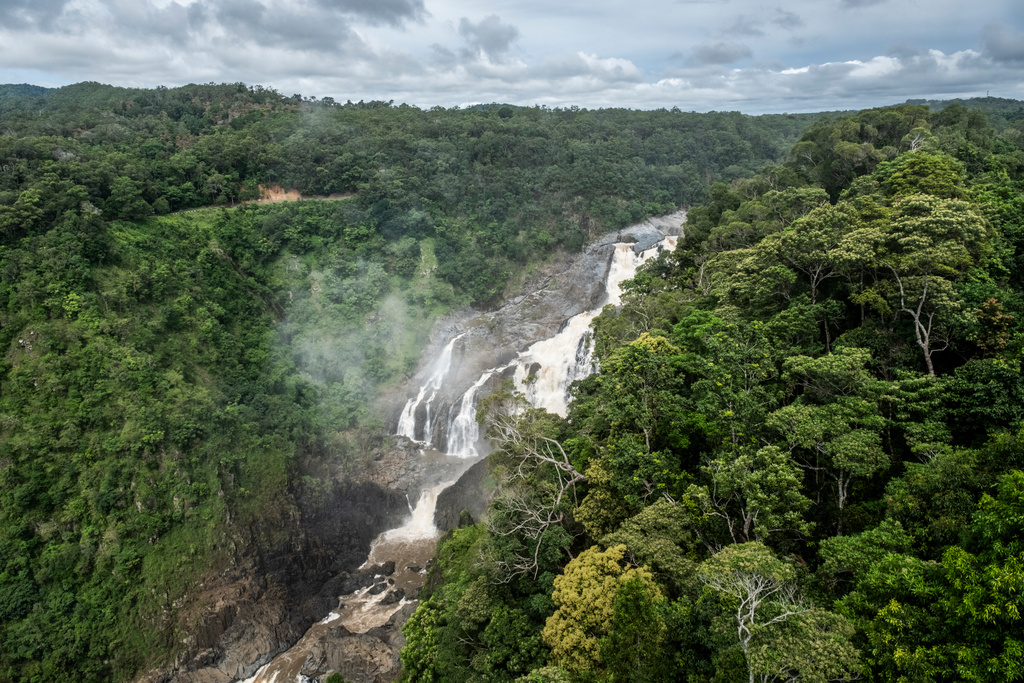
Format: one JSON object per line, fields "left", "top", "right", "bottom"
{"left": 0, "top": 0, "right": 1020, "bottom": 112}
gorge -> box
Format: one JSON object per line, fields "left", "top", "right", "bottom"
{"left": 230, "top": 210, "right": 679, "bottom": 683}
{"left": 230, "top": 211, "right": 684, "bottom": 683}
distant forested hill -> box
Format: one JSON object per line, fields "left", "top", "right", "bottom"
{"left": 0, "top": 81, "right": 826, "bottom": 681}
{"left": 405, "top": 101, "right": 1024, "bottom": 682}
{"left": 0, "top": 84, "right": 52, "bottom": 101}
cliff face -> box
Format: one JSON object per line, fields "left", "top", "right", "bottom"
{"left": 433, "top": 457, "right": 494, "bottom": 532}
{"left": 138, "top": 442, "right": 419, "bottom": 683}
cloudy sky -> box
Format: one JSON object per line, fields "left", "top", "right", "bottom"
{"left": 1, "top": 0, "right": 1022, "bottom": 112}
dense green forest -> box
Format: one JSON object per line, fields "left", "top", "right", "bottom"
{"left": 402, "top": 103, "right": 1024, "bottom": 682}
{"left": 0, "top": 81, "right": 821, "bottom": 681}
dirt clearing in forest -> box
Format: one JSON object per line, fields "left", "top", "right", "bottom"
{"left": 254, "top": 185, "right": 354, "bottom": 203}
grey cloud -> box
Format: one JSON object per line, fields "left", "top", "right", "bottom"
{"left": 213, "top": 0, "right": 357, "bottom": 53}
{"left": 772, "top": 9, "right": 801, "bottom": 29}
{"left": 982, "top": 24, "right": 1024, "bottom": 64}
{"left": 459, "top": 15, "right": 519, "bottom": 59}
{"left": 0, "top": 0, "right": 73, "bottom": 30}
{"left": 312, "top": 0, "right": 426, "bottom": 27}
{"left": 429, "top": 44, "right": 459, "bottom": 69}
{"left": 187, "top": 2, "right": 210, "bottom": 29}
{"left": 727, "top": 16, "right": 763, "bottom": 37}
{"left": 531, "top": 52, "right": 642, "bottom": 83}
{"left": 102, "top": 0, "right": 420, "bottom": 51}
{"left": 102, "top": 0, "right": 202, "bottom": 46}
{"left": 840, "top": 0, "right": 886, "bottom": 7}
{"left": 887, "top": 44, "right": 925, "bottom": 60}
{"left": 690, "top": 40, "right": 752, "bottom": 65}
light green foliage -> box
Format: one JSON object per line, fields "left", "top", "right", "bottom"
{"left": 542, "top": 544, "right": 662, "bottom": 674}
{"left": 601, "top": 499, "right": 698, "bottom": 595}
{"left": 687, "top": 444, "right": 812, "bottom": 547}
{"left": 768, "top": 348, "right": 887, "bottom": 532}
{"left": 575, "top": 458, "right": 631, "bottom": 539}
{"left": 860, "top": 191, "right": 992, "bottom": 374}
{"left": 699, "top": 543, "right": 860, "bottom": 683}
{"left": 515, "top": 666, "right": 572, "bottom": 683}
{"left": 817, "top": 518, "right": 914, "bottom": 594}
{"left": 879, "top": 150, "right": 966, "bottom": 199}
{"left": 746, "top": 608, "right": 860, "bottom": 683}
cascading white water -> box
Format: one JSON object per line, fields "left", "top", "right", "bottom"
{"left": 512, "top": 237, "right": 677, "bottom": 417}
{"left": 434, "top": 236, "right": 679, "bottom": 452}
{"left": 446, "top": 370, "right": 498, "bottom": 458}
{"left": 396, "top": 333, "right": 465, "bottom": 442}
{"left": 237, "top": 222, "right": 681, "bottom": 683}
{"left": 368, "top": 480, "right": 450, "bottom": 548}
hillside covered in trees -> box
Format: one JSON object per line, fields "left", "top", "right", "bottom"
{"left": 402, "top": 103, "right": 1024, "bottom": 682}
{"left": 0, "top": 82, "right": 824, "bottom": 681}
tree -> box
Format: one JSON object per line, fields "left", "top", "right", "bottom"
{"left": 686, "top": 445, "right": 812, "bottom": 549}
{"left": 481, "top": 387, "right": 584, "bottom": 580}
{"left": 698, "top": 543, "right": 860, "bottom": 683}
{"left": 601, "top": 498, "right": 697, "bottom": 595}
{"left": 542, "top": 544, "right": 664, "bottom": 675}
{"left": 601, "top": 575, "right": 669, "bottom": 682}
{"left": 865, "top": 194, "right": 991, "bottom": 376}
{"left": 768, "top": 348, "right": 888, "bottom": 534}
{"left": 766, "top": 201, "right": 851, "bottom": 306}
{"left": 105, "top": 176, "right": 152, "bottom": 220}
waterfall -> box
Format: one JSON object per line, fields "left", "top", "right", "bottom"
{"left": 369, "top": 480, "right": 451, "bottom": 547}
{"left": 241, "top": 221, "right": 682, "bottom": 683}
{"left": 400, "top": 235, "right": 678, "bottom": 450}
{"left": 511, "top": 237, "right": 676, "bottom": 417}
{"left": 396, "top": 333, "right": 465, "bottom": 443}
{"left": 446, "top": 370, "right": 499, "bottom": 458}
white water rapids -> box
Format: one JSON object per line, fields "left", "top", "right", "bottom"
{"left": 239, "top": 222, "right": 679, "bottom": 682}
{"left": 512, "top": 237, "right": 676, "bottom": 416}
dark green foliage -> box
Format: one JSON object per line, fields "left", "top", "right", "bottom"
{"left": 4, "top": 82, "right": 1024, "bottom": 681}
{"left": 0, "top": 81, "right": 821, "bottom": 682}
{"left": 0, "top": 82, "right": 818, "bottom": 304}
{"left": 406, "top": 98, "right": 1024, "bottom": 682}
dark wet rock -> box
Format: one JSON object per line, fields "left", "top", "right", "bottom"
{"left": 363, "top": 561, "right": 395, "bottom": 577}
{"left": 136, "top": 476, "right": 411, "bottom": 683}
{"left": 406, "top": 565, "right": 421, "bottom": 573}
{"left": 369, "top": 582, "right": 389, "bottom": 596}
{"left": 434, "top": 457, "right": 495, "bottom": 532}
{"left": 299, "top": 604, "right": 416, "bottom": 683}
{"left": 380, "top": 589, "right": 405, "bottom": 606}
